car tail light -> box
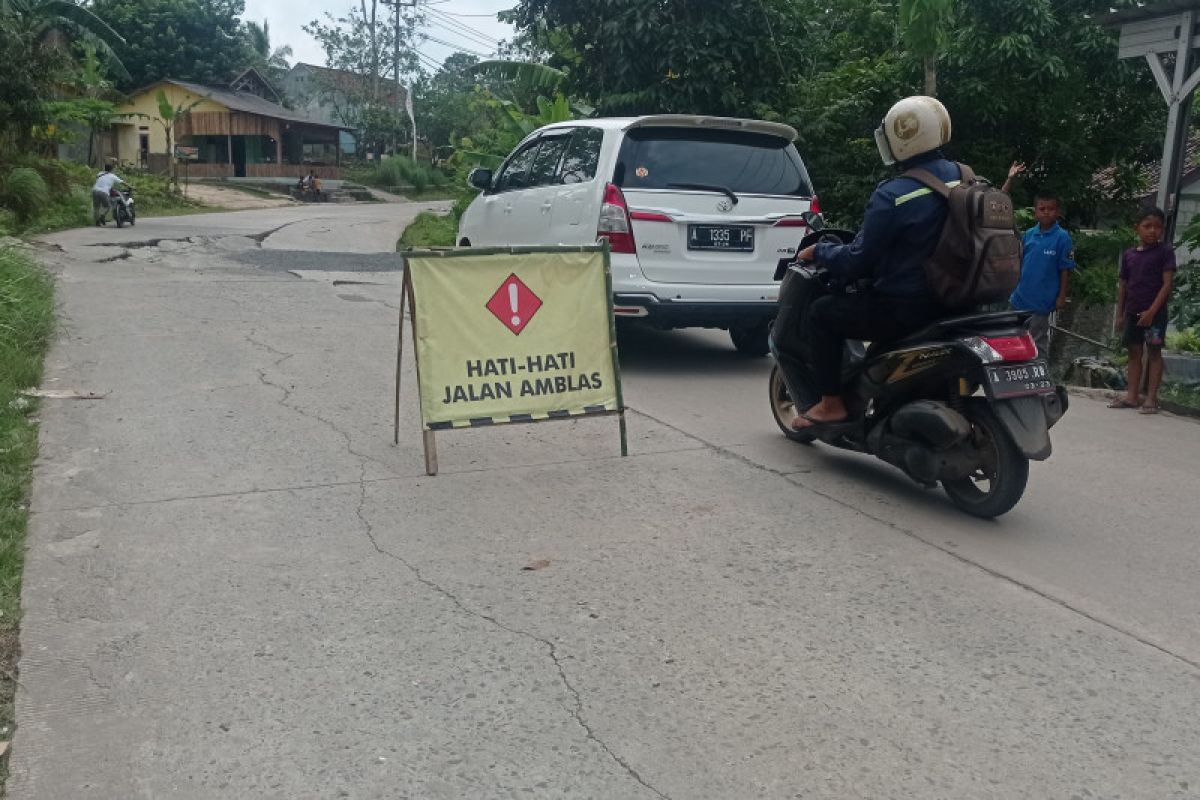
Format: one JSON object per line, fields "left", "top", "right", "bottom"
{"left": 772, "top": 217, "right": 807, "bottom": 227}
{"left": 598, "top": 183, "right": 636, "bottom": 254}
{"left": 809, "top": 195, "right": 820, "bottom": 214}
{"left": 961, "top": 333, "right": 1038, "bottom": 363}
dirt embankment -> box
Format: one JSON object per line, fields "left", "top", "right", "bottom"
{"left": 182, "top": 183, "right": 295, "bottom": 210}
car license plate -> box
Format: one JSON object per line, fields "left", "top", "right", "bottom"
{"left": 687, "top": 224, "right": 754, "bottom": 252}
{"left": 985, "top": 360, "right": 1054, "bottom": 399}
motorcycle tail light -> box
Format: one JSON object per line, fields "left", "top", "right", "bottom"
{"left": 983, "top": 334, "right": 1039, "bottom": 362}
{"left": 961, "top": 336, "right": 1003, "bottom": 363}
{"left": 962, "top": 334, "right": 1038, "bottom": 363}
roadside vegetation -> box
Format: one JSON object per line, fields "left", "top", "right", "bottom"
{"left": 0, "top": 245, "right": 54, "bottom": 775}
{"left": 0, "top": 157, "right": 206, "bottom": 237}
{"left": 347, "top": 157, "right": 450, "bottom": 196}
{"left": 398, "top": 194, "right": 471, "bottom": 249}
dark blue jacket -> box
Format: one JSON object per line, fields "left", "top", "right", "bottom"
{"left": 813, "top": 153, "right": 962, "bottom": 300}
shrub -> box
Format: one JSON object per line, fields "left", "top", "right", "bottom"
{"left": 1167, "top": 327, "right": 1200, "bottom": 354}
{"left": 1170, "top": 262, "right": 1200, "bottom": 329}
{"left": 1, "top": 168, "right": 49, "bottom": 224}
{"left": 352, "top": 157, "right": 448, "bottom": 193}
{"left": 1071, "top": 228, "right": 1133, "bottom": 307}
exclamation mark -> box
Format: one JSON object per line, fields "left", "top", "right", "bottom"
{"left": 508, "top": 282, "right": 520, "bottom": 327}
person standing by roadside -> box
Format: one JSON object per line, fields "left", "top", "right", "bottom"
{"left": 1002, "top": 162, "right": 1075, "bottom": 356}
{"left": 1110, "top": 207, "right": 1176, "bottom": 414}
{"left": 91, "top": 163, "right": 125, "bottom": 226}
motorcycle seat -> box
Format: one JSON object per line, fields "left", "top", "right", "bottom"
{"left": 867, "top": 311, "right": 1031, "bottom": 357}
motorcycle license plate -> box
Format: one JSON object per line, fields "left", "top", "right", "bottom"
{"left": 984, "top": 361, "right": 1054, "bottom": 399}
{"left": 688, "top": 224, "right": 754, "bottom": 252}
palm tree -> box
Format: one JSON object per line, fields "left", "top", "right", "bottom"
{"left": 899, "top": 0, "right": 953, "bottom": 96}
{"left": 244, "top": 19, "right": 293, "bottom": 83}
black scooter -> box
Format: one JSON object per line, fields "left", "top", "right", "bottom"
{"left": 111, "top": 185, "right": 135, "bottom": 228}
{"left": 767, "top": 214, "right": 1068, "bottom": 518}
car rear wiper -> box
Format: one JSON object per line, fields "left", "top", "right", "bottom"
{"left": 667, "top": 182, "right": 739, "bottom": 206}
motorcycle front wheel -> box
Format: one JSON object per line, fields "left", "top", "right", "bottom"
{"left": 942, "top": 403, "right": 1029, "bottom": 518}
{"left": 769, "top": 363, "right": 815, "bottom": 444}
{"left": 114, "top": 209, "right": 124, "bottom": 228}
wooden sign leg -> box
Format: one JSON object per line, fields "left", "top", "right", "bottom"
{"left": 393, "top": 272, "right": 409, "bottom": 445}
{"left": 422, "top": 430, "right": 438, "bottom": 476}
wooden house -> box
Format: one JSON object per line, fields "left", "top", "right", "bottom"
{"left": 112, "top": 69, "right": 349, "bottom": 179}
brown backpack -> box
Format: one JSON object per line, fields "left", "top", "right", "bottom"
{"left": 903, "top": 163, "right": 1022, "bottom": 310}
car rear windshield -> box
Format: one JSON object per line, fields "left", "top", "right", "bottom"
{"left": 614, "top": 127, "right": 814, "bottom": 197}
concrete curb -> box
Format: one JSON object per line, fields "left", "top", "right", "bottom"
{"left": 1066, "top": 385, "right": 1200, "bottom": 420}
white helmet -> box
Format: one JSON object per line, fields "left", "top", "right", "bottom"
{"left": 874, "top": 96, "right": 952, "bottom": 166}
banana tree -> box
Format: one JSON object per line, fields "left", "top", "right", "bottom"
{"left": 123, "top": 90, "right": 205, "bottom": 189}
{"left": 0, "top": 0, "right": 127, "bottom": 77}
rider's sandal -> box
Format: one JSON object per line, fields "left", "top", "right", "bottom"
{"left": 1138, "top": 404, "right": 1160, "bottom": 415}
{"left": 791, "top": 412, "right": 853, "bottom": 433}
{"left": 1107, "top": 397, "right": 1139, "bottom": 409}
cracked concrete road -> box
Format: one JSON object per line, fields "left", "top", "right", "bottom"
{"left": 11, "top": 203, "right": 1200, "bottom": 799}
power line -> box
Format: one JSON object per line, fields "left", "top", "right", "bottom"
{"left": 424, "top": 6, "right": 500, "bottom": 38}
{"left": 421, "top": 33, "right": 490, "bottom": 57}
{"left": 422, "top": 22, "right": 497, "bottom": 52}
{"left": 424, "top": 8, "right": 500, "bottom": 46}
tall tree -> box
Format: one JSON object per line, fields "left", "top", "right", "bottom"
{"left": 91, "top": 0, "right": 250, "bottom": 89}
{"left": 243, "top": 19, "right": 292, "bottom": 88}
{"left": 505, "top": 0, "right": 797, "bottom": 115}
{"left": 899, "top": 0, "right": 953, "bottom": 96}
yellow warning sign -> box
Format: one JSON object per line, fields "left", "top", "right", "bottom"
{"left": 404, "top": 248, "right": 622, "bottom": 431}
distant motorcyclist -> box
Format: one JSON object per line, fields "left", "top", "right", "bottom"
{"left": 792, "top": 96, "right": 963, "bottom": 432}
{"left": 92, "top": 164, "right": 126, "bottom": 226}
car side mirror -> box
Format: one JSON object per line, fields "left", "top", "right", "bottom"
{"left": 468, "top": 168, "right": 493, "bottom": 191}
{"left": 801, "top": 210, "right": 825, "bottom": 230}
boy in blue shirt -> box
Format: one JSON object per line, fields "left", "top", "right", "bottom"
{"left": 1008, "top": 192, "right": 1076, "bottom": 356}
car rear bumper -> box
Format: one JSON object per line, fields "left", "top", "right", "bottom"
{"left": 613, "top": 294, "right": 776, "bottom": 329}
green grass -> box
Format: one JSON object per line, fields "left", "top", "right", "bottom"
{"left": 0, "top": 244, "right": 54, "bottom": 774}
{"left": 398, "top": 211, "right": 457, "bottom": 248}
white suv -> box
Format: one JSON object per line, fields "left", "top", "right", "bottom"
{"left": 457, "top": 115, "right": 818, "bottom": 354}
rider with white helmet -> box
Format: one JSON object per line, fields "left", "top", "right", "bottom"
{"left": 792, "top": 96, "right": 964, "bottom": 432}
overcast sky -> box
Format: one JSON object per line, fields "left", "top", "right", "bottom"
{"left": 242, "top": 0, "right": 518, "bottom": 74}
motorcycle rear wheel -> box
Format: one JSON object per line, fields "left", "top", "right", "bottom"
{"left": 769, "top": 363, "right": 815, "bottom": 444}
{"left": 942, "top": 403, "right": 1028, "bottom": 518}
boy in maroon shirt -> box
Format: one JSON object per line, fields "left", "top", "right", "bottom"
{"left": 1110, "top": 208, "right": 1176, "bottom": 413}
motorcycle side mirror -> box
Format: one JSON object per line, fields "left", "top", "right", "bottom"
{"left": 801, "top": 210, "right": 825, "bottom": 231}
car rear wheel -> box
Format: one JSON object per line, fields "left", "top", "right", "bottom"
{"left": 730, "top": 322, "right": 770, "bottom": 356}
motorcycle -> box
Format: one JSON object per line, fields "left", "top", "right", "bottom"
{"left": 767, "top": 213, "right": 1067, "bottom": 518}
{"left": 110, "top": 185, "right": 135, "bottom": 228}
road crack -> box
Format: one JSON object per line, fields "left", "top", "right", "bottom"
{"left": 627, "top": 406, "right": 1200, "bottom": 674}
{"left": 351, "top": 476, "right": 671, "bottom": 799}
{"left": 243, "top": 333, "right": 667, "bottom": 792}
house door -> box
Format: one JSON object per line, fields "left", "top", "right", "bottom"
{"left": 232, "top": 137, "right": 247, "bottom": 178}
{"left": 139, "top": 134, "right": 149, "bottom": 167}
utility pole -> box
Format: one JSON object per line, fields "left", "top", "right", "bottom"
{"left": 382, "top": 0, "right": 416, "bottom": 160}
